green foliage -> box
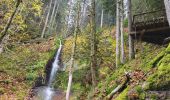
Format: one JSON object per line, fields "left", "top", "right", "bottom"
{"left": 150, "top": 94, "right": 159, "bottom": 100}
{"left": 0, "top": 0, "right": 43, "bottom": 41}
{"left": 115, "top": 87, "right": 129, "bottom": 100}
{"left": 0, "top": 88, "right": 5, "bottom": 94}
{"left": 134, "top": 85, "right": 146, "bottom": 100}
{"left": 123, "top": 18, "right": 128, "bottom": 28}
{"left": 26, "top": 73, "right": 37, "bottom": 81}
{"left": 100, "top": 0, "right": 116, "bottom": 16}
{"left": 132, "top": 0, "right": 164, "bottom": 14}
{"left": 135, "top": 85, "right": 143, "bottom": 93}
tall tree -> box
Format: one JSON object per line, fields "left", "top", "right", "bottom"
{"left": 48, "top": 0, "right": 58, "bottom": 35}
{"left": 90, "top": 0, "right": 97, "bottom": 87}
{"left": 0, "top": 0, "right": 22, "bottom": 53}
{"left": 164, "top": 0, "right": 170, "bottom": 26}
{"left": 116, "top": 0, "right": 120, "bottom": 67}
{"left": 120, "top": 0, "right": 125, "bottom": 64}
{"left": 127, "top": 0, "right": 135, "bottom": 60}
{"left": 66, "top": 1, "right": 80, "bottom": 100}
{"left": 51, "top": 1, "right": 60, "bottom": 35}
{"left": 100, "top": 9, "right": 104, "bottom": 28}
{"left": 41, "top": 0, "right": 53, "bottom": 38}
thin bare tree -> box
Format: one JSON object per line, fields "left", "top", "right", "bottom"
{"left": 66, "top": 1, "right": 80, "bottom": 100}
{"left": 120, "top": 0, "right": 125, "bottom": 64}
{"left": 116, "top": 0, "right": 120, "bottom": 67}
{"left": 0, "top": 0, "right": 22, "bottom": 53}
{"left": 127, "top": 0, "right": 135, "bottom": 60}
{"left": 100, "top": 9, "right": 104, "bottom": 28}
{"left": 41, "top": 0, "right": 53, "bottom": 38}
{"left": 90, "top": 0, "right": 97, "bottom": 87}
{"left": 48, "top": 0, "right": 59, "bottom": 35}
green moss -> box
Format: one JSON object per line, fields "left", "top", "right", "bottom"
{"left": 148, "top": 51, "right": 165, "bottom": 68}
{"left": 150, "top": 94, "right": 158, "bottom": 100}
{"left": 157, "top": 54, "right": 170, "bottom": 67}
{"left": 146, "top": 67, "right": 170, "bottom": 90}
{"left": 26, "top": 72, "right": 37, "bottom": 81}
{"left": 165, "top": 44, "right": 170, "bottom": 53}
{"left": 11, "top": 87, "right": 17, "bottom": 92}
{"left": 0, "top": 88, "right": 5, "bottom": 94}
{"left": 144, "top": 45, "right": 170, "bottom": 91}
{"left": 115, "top": 87, "right": 129, "bottom": 100}
{"left": 134, "top": 85, "right": 146, "bottom": 100}
{"left": 135, "top": 85, "right": 143, "bottom": 94}
{"left": 72, "top": 83, "right": 84, "bottom": 92}
{"left": 104, "top": 66, "right": 130, "bottom": 95}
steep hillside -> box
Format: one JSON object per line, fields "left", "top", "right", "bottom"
{"left": 91, "top": 43, "right": 170, "bottom": 100}
{"left": 0, "top": 38, "right": 57, "bottom": 99}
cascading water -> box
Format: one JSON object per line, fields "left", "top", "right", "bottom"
{"left": 48, "top": 40, "right": 62, "bottom": 86}
{"left": 37, "top": 40, "right": 62, "bottom": 100}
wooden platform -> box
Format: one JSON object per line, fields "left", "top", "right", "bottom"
{"left": 131, "top": 9, "right": 170, "bottom": 44}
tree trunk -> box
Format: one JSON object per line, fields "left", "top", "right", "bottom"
{"left": 51, "top": 2, "right": 60, "bottom": 35}
{"left": 127, "top": 0, "right": 135, "bottom": 60}
{"left": 41, "top": 0, "right": 53, "bottom": 38}
{"left": 116, "top": 0, "right": 120, "bottom": 67}
{"left": 90, "top": 0, "right": 97, "bottom": 87}
{"left": 120, "top": 0, "right": 125, "bottom": 64}
{"left": 66, "top": 1, "right": 80, "bottom": 100}
{"left": 0, "top": 0, "right": 21, "bottom": 53}
{"left": 164, "top": 0, "right": 170, "bottom": 26}
{"left": 100, "top": 9, "right": 104, "bottom": 28}
{"left": 48, "top": 0, "right": 59, "bottom": 35}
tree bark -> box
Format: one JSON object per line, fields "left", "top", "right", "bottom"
{"left": 66, "top": 1, "right": 80, "bottom": 100}
{"left": 41, "top": 0, "right": 53, "bottom": 38}
{"left": 120, "top": 0, "right": 125, "bottom": 64}
{"left": 90, "top": 0, "right": 97, "bottom": 87}
{"left": 116, "top": 0, "right": 120, "bottom": 67}
{"left": 164, "top": 0, "right": 170, "bottom": 26}
{"left": 0, "top": 0, "right": 21, "bottom": 53}
{"left": 127, "top": 0, "right": 135, "bottom": 60}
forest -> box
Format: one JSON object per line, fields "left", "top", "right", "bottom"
{"left": 0, "top": 0, "right": 170, "bottom": 100}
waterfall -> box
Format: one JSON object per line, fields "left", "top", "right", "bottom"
{"left": 37, "top": 40, "right": 62, "bottom": 100}
{"left": 48, "top": 40, "right": 62, "bottom": 86}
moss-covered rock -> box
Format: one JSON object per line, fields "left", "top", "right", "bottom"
{"left": 115, "top": 87, "right": 129, "bottom": 100}
{"left": 148, "top": 51, "right": 165, "bottom": 68}
{"left": 165, "top": 44, "right": 170, "bottom": 53}
{"left": 145, "top": 51, "right": 170, "bottom": 91}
